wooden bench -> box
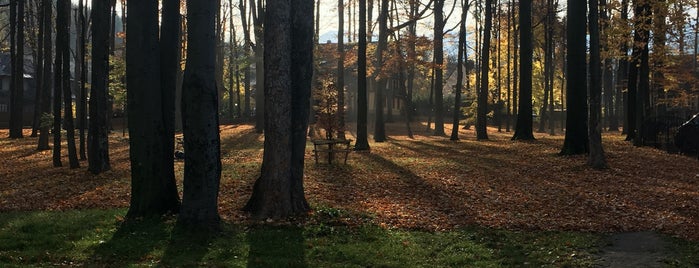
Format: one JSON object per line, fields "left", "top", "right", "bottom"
{"left": 312, "top": 139, "right": 352, "bottom": 165}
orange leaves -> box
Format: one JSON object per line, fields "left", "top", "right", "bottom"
{"left": 2, "top": 124, "right": 699, "bottom": 241}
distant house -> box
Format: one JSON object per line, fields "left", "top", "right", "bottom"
{"left": 0, "top": 53, "right": 36, "bottom": 129}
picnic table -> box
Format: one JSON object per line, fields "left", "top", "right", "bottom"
{"left": 312, "top": 139, "right": 352, "bottom": 165}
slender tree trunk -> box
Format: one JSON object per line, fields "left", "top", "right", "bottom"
{"left": 476, "top": 0, "right": 492, "bottom": 140}
{"left": 76, "top": 0, "right": 87, "bottom": 160}
{"left": 560, "top": 0, "right": 588, "bottom": 155}
{"left": 588, "top": 0, "right": 607, "bottom": 169}
{"left": 38, "top": 0, "right": 52, "bottom": 151}
{"left": 512, "top": 0, "right": 534, "bottom": 140}
{"left": 505, "top": 0, "right": 511, "bottom": 132}
{"left": 230, "top": 4, "right": 242, "bottom": 119}
{"left": 615, "top": 0, "right": 629, "bottom": 133}
{"left": 88, "top": 0, "right": 112, "bottom": 174}
{"left": 253, "top": 0, "right": 265, "bottom": 133}
{"left": 9, "top": 0, "right": 25, "bottom": 139}
{"left": 58, "top": 0, "right": 79, "bottom": 168}
{"left": 433, "top": 0, "right": 446, "bottom": 136}
{"left": 32, "top": 0, "right": 45, "bottom": 139}
{"left": 158, "top": 0, "right": 182, "bottom": 202}
{"left": 354, "top": 0, "right": 370, "bottom": 151}
{"left": 634, "top": 0, "right": 651, "bottom": 147}
{"left": 511, "top": 0, "right": 518, "bottom": 128}
{"left": 337, "top": 0, "right": 346, "bottom": 140}
{"left": 451, "top": 1, "right": 468, "bottom": 141}
{"left": 228, "top": 0, "right": 237, "bottom": 120}
{"left": 373, "top": 0, "right": 388, "bottom": 142}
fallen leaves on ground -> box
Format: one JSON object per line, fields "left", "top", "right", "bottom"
{"left": 1, "top": 123, "right": 698, "bottom": 241}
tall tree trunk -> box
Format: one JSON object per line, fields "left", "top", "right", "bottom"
{"left": 615, "top": 0, "right": 629, "bottom": 133}
{"left": 476, "top": 0, "right": 492, "bottom": 140}
{"left": 126, "top": 0, "right": 180, "bottom": 219}
{"left": 244, "top": 0, "right": 312, "bottom": 219}
{"left": 354, "top": 0, "right": 370, "bottom": 151}
{"left": 560, "top": 0, "right": 588, "bottom": 155}
{"left": 373, "top": 0, "right": 388, "bottom": 142}
{"left": 9, "top": 0, "right": 25, "bottom": 139}
{"left": 178, "top": 0, "right": 223, "bottom": 227}
{"left": 88, "top": 0, "right": 112, "bottom": 174}
{"left": 634, "top": 0, "right": 651, "bottom": 147}
{"left": 337, "top": 0, "right": 346, "bottom": 140}
{"left": 512, "top": 0, "right": 534, "bottom": 140}
{"left": 48, "top": 0, "right": 60, "bottom": 165}
{"left": 55, "top": 0, "right": 79, "bottom": 168}
{"left": 601, "top": 0, "right": 615, "bottom": 131}
{"left": 538, "top": 0, "right": 552, "bottom": 134}
{"left": 253, "top": 0, "right": 265, "bottom": 133}
{"left": 511, "top": 0, "right": 518, "bottom": 130}
{"left": 505, "top": 0, "right": 511, "bottom": 132}
{"left": 433, "top": 0, "right": 446, "bottom": 136}
{"left": 228, "top": 0, "right": 240, "bottom": 119}
{"left": 588, "top": 0, "right": 608, "bottom": 169}
{"left": 238, "top": 0, "right": 252, "bottom": 119}
{"left": 33, "top": 0, "right": 45, "bottom": 139}
{"left": 76, "top": 0, "right": 87, "bottom": 160}
{"left": 451, "top": 1, "right": 468, "bottom": 141}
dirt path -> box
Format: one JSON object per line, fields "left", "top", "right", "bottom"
{"left": 597, "top": 232, "right": 675, "bottom": 267}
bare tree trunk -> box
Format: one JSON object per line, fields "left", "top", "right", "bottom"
{"left": 9, "top": 0, "right": 25, "bottom": 139}
{"left": 560, "top": 0, "right": 588, "bottom": 155}
{"left": 126, "top": 0, "right": 180, "bottom": 219}
{"left": 588, "top": 0, "right": 608, "bottom": 169}
{"left": 337, "top": 0, "right": 346, "bottom": 139}
{"left": 58, "top": 0, "right": 79, "bottom": 168}
{"left": 354, "top": 0, "right": 370, "bottom": 151}
{"left": 433, "top": 0, "right": 446, "bottom": 136}
{"left": 178, "top": 0, "right": 222, "bottom": 227}
{"left": 476, "top": 0, "right": 492, "bottom": 140}
{"left": 244, "top": 0, "right": 312, "bottom": 219}
{"left": 89, "top": 0, "right": 112, "bottom": 174}
{"left": 451, "top": 0, "right": 468, "bottom": 141}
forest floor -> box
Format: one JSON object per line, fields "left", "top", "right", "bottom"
{"left": 1, "top": 123, "right": 698, "bottom": 266}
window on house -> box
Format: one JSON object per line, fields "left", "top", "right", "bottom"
{"left": 0, "top": 104, "right": 8, "bottom": 113}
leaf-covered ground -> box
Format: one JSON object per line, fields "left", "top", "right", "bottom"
{"left": 1, "top": 123, "right": 698, "bottom": 241}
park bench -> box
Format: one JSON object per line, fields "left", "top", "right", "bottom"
{"left": 312, "top": 139, "right": 352, "bottom": 165}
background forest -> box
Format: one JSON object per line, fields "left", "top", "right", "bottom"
{"left": 1, "top": 0, "right": 699, "bottom": 266}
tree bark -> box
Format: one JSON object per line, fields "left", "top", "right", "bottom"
{"left": 512, "top": 0, "right": 534, "bottom": 140}
{"left": 76, "top": 0, "right": 88, "bottom": 161}
{"left": 433, "top": 0, "right": 446, "bottom": 136}
{"left": 126, "top": 0, "right": 180, "bottom": 219}
{"left": 9, "top": 0, "right": 24, "bottom": 139}
{"left": 354, "top": 0, "right": 370, "bottom": 151}
{"left": 337, "top": 0, "right": 346, "bottom": 140}
{"left": 244, "top": 0, "right": 312, "bottom": 219}
{"left": 476, "top": 0, "right": 492, "bottom": 140}
{"left": 52, "top": 0, "right": 63, "bottom": 166}
{"left": 89, "top": 0, "right": 112, "bottom": 174}
{"left": 373, "top": 0, "right": 389, "bottom": 142}
{"left": 560, "top": 0, "right": 588, "bottom": 155}
{"left": 451, "top": 1, "right": 468, "bottom": 141}
{"left": 178, "top": 0, "right": 222, "bottom": 227}
{"left": 588, "top": 0, "right": 608, "bottom": 169}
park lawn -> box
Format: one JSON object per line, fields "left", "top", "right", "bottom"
{"left": 0, "top": 208, "right": 604, "bottom": 267}
{"left": 1, "top": 123, "right": 699, "bottom": 266}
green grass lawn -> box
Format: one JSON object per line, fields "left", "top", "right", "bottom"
{"left": 1, "top": 208, "right": 697, "bottom": 267}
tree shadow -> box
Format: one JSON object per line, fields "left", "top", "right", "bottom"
{"left": 160, "top": 224, "right": 217, "bottom": 266}
{"left": 88, "top": 217, "right": 171, "bottom": 266}
{"left": 246, "top": 225, "right": 306, "bottom": 268}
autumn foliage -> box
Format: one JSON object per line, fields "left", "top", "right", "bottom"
{"left": 1, "top": 124, "right": 698, "bottom": 240}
